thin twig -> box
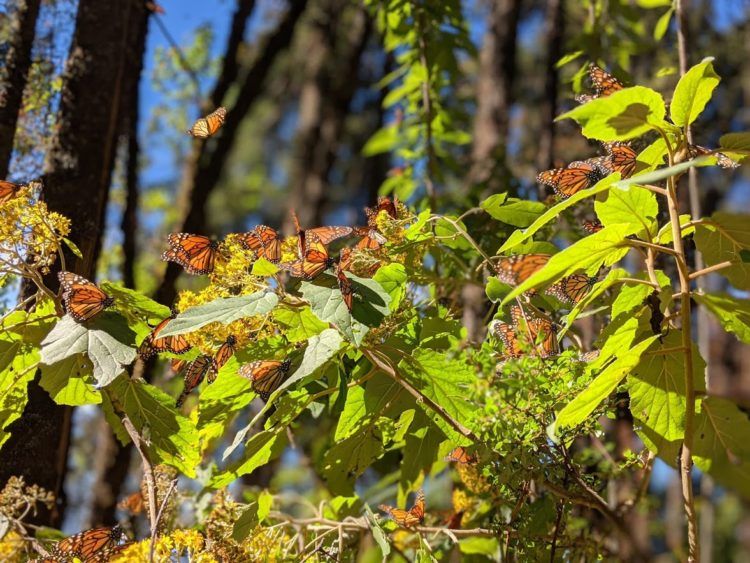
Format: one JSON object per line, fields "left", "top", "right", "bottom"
{"left": 152, "top": 14, "right": 202, "bottom": 101}
{"left": 688, "top": 261, "right": 733, "bottom": 280}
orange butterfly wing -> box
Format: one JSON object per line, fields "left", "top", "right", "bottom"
{"left": 51, "top": 525, "right": 125, "bottom": 560}
{"left": 176, "top": 355, "right": 212, "bottom": 407}
{"left": 240, "top": 225, "right": 282, "bottom": 263}
{"left": 355, "top": 228, "right": 386, "bottom": 250}
{"left": 307, "top": 226, "right": 354, "bottom": 245}
{"left": 547, "top": 274, "right": 597, "bottom": 304}
{"left": 187, "top": 107, "right": 226, "bottom": 138}
{"left": 575, "top": 63, "right": 624, "bottom": 103}
{"left": 582, "top": 219, "right": 603, "bottom": 234}
{"left": 494, "top": 254, "right": 550, "bottom": 286}
{"left": 209, "top": 335, "right": 237, "bottom": 382}
{"left": 239, "top": 359, "right": 292, "bottom": 401}
{"left": 0, "top": 180, "right": 22, "bottom": 204}
{"left": 379, "top": 490, "right": 425, "bottom": 527}
{"left": 600, "top": 142, "right": 637, "bottom": 178}
{"left": 139, "top": 313, "right": 192, "bottom": 359}
{"left": 57, "top": 271, "right": 114, "bottom": 322}
{"left": 537, "top": 161, "right": 605, "bottom": 198}
{"left": 162, "top": 233, "right": 218, "bottom": 275}
{"left": 336, "top": 266, "right": 354, "bottom": 311}
{"left": 446, "top": 446, "right": 477, "bottom": 465}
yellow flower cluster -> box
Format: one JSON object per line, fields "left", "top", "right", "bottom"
{"left": 0, "top": 531, "right": 26, "bottom": 562}
{"left": 208, "top": 236, "right": 260, "bottom": 291}
{"left": 0, "top": 189, "right": 70, "bottom": 278}
{"left": 112, "top": 529, "right": 218, "bottom": 563}
{"left": 457, "top": 463, "right": 492, "bottom": 495}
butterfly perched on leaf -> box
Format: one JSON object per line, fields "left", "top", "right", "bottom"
{"left": 445, "top": 446, "right": 477, "bottom": 465}
{"left": 176, "top": 355, "right": 213, "bottom": 407}
{"left": 187, "top": 106, "right": 226, "bottom": 138}
{"left": 494, "top": 254, "right": 550, "bottom": 287}
{"left": 238, "top": 225, "right": 282, "bottom": 263}
{"left": 0, "top": 180, "right": 23, "bottom": 204}
{"left": 537, "top": 160, "right": 608, "bottom": 198}
{"left": 335, "top": 263, "right": 354, "bottom": 312}
{"left": 291, "top": 210, "right": 353, "bottom": 257}
{"left": 379, "top": 490, "right": 425, "bottom": 528}
{"left": 280, "top": 232, "right": 335, "bottom": 280}
{"left": 239, "top": 359, "right": 292, "bottom": 401}
{"left": 688, "top": 144, "right": 740, "bottom": 169}
{"left": 138, "top": 309, "right": 192, "bottom": 360}
{"left": 162, "top": 233, "right": 219, "bottom": 275}
{"left": 492, "top": 306, "right": 557, "bottom": 359}
{"left": 597, "top": 142, "right": 638, "bottom": 178}
{"left": 40, "top": 525, "right": 128, "bottom": 563}
{"left": 582, "top": 219, "right": 603, "bottom": 234}
{"left": 58, "top": 271, "right": 114, "bottom": 322}
{"left": 209, "top": 334, "right": 237, "bottom": 383}
{"left": 575, "top": 62, "right": 625, "bottom": 103}
{"left": 546, "top": 274, "right": 598, "bottom": 305}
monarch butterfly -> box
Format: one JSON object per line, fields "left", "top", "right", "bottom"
{"left": 354, "top": 227, "right": 387, "bottom": 250}
{"left": 170, "top": 358, "right": 187, "bottom": 374}
{"left": 365, "top": 196, "right": 398, "bottom": 227}
{"left": 578, "top": 350, "right": 601, "bottom": 362}
{"left": 187, "top": 106, "right": 226, "bottom": 138}
{"left": 238, "top": 225, "right": 282, "bottom": 263}
{"left": 546, "top": 274, "right": 598, "bottom": 304}
{"left": 117, "top": 491, "right": 145, "bottom": 515}
{"left": 292, "top": 210, "right": 353, "bottom": 257}
{"left": 688, "top": 144, "right": 740, "bottom": 169}
{"left": 138, "top": 310, "right": 192, "bottom": 359}
{"left": 238, "top": 359, "right": 292, "bottom": 401}
{"left": 445, "top": 446, "right": 477, "bottom": 465}
{"left": 582, "top": 219, "right": 603, "bottom": 234}
{"left": 336, "top": 264, "right": 354, "bottom": 312}
{"left": 537, "top": 160, "right": 608, "bottom": 198}
{"left": 575, "top": 63, "right": 624, "bottom": 103}
{"left": 162, "top": 233, "right": 219, "bottom": 275}
{"left": 338, "top": 247, "right": 381, "bottom": 278}
{"left": 0, "top": 180, "right": 22, "bottom": 204}
{"left": 597, "top": 142, "right": 637, "bottom": 178}
{"left": 280, "top": 232, "right": 335, "bottom": 280}
{"left": 176, "top": 355, "right": 213, "bottom": 407}
{"left": 46, "top": 525, "right": 127, "bottom": 562}
{"left": 209, "top": 335, "right": 237, "bottom": 383}
{"left": 493, "top": 307, "right": 556, "bottom": 359}
{"left": 58, "top": 271, "right": 114, "bottom": 322}
{"left": 494, "top": 254, "right": 550, "bottom": 286}
{"left": 379, "top": 490, "right": 425, "bottom": 528}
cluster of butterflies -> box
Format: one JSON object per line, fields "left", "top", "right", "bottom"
{"left": 30, "top": 525, "right": 130, "bottom": 563}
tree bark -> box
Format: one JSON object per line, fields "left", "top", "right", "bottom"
{"left": 0, "top": 0, "right": 149, "bottom": 527}
{"left": 156, "top": 0, "right": 309, "bottom": 307}
{"left": 536, "top": 0, "right": 564, "bottom": 179}
{"left": 284, "top": 2, "right": 371, "bottom": 230}
{"left": 0, "top": 0, "right": 41, "bottom": 179}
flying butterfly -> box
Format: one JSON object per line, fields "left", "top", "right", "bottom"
{"left": 279, "top": 232, "right": 335, "bottom": 280}
{"left": 688, "top": 144, "right": 740, "bottom": 169}
{"left": 45, "top": 525, "right": 127, "bottom": 562}
{"left": 365, "top": 195, "right": 398, "bottom": 227}
{"left": 575, "top": 62, "right": 625, "bottom": 103}
{"left": 291, "top": 210, "right": 353, "bottom": 257}
{"left": 494, "top": 254, "right": 550, "bottom": 287}
{"left": 238, "top": 359, "right": 292, "bottom": 401}
{"left": 187, "top": 106, "right": 226, "bottom": 138}
{"left": 0, "top": 180, "right": 22, "bottom": 204}
{"left": 379, "top": 490, "right": 425, "bottom": 528}
{"left": 58, "top": 271, "right": 114, "bottom": 322}
{"left": 138, "top": 309, "right": 192, "bottom": 359}
{"left": 162, "top": 233, "right": 219, "bottom": 275}
{"left": 209, "top": 335, "right": 237, "bottom": 383}
{"left": 445, "top": 446, "right": 477, "bottom": 465}
{"left": 238, "top": 225, "right": 282, "bottom": 263}
{"left": 546, "top": 274, "right": 598, "bottom": 305}
{"left": 176, "top": 355, "right": 213, "bottom": 407}
{"left": 537, "top": 160, "right": 608, "bottom": 198}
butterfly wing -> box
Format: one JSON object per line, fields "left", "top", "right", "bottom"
{"left": 575, "top": 63, "right": 624, "bottom": 103}
{"left": 0, "top": 180, "right": 21, "bottom": 204}
{"left": 601, "top": 142, "right": 637, "bottom": 178}
{"left": 446, "top": 446, "right": 476, "bottom": 465}
{"left": 355, "top": 228, "right": 387, "bottom": 250}
{"left": 547, "top": 274, "right": 597, "bottom": 304}
{"left": 336, "top": 266, "right": 354, "bottom": 312}
{"left": 307, "top": 225, "right": 353, "bottom": 245}
{"left": 538, "top": 161, "right": 604, "bottom": 198}
{"left": 493, "top": 321, "right": 522, "bottom": 358}
{"left": 52, "top": 526, "right": 124, "bottom": 559}
{"left": 582, "top": 219, "right": 603, "bottom": 234}
{"left": 57, "top": 271, "right": 114, "bottom": 322}
{"left": 253, "top": 225, "right": 282, "bottom": 263}
{"left": 162, "top": 233, "right": 218, "bottom": 275}
{"left": 176, "top": 355, "right": 212, "bottom": 406}
{"left": 239, "top": 360, "right": 291, "bottom": 401}
{"left": 187, "top": 107, "right": 226, "bottom": 138}
{"left": 210, "top": 335, "right": 237, "bottom": 382}
{"left": 409, "top": 490, "right": 425, "bottom": 522}
{"left": 494, "top": 254, "right": 550, "bottom": 286}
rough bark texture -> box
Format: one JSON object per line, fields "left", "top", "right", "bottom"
{"left": 284, "top": 2, "right": 371, "bottom": 230}
{"left": 0, "top": 0, "right": 149, "bottom": 527}
{"left": 0, "top": 0, "right": 41, "bottom": 178}
{"left": 156, "top": 0, "right": 309, "bottom": 307}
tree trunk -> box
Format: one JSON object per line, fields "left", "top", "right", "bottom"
{"left": 284, "top": 1, "right": 371, "bottom": 230}
{"left": 536, "top": 0, "right": 564, "bottom": 179}
{"left": 0, "top": 0, "right": 149, "bottom": 527}
{"left": 0, "top": 0, "right": 42, "bottom": 178}
{"left": 156, "top": 0, "right": 309, "bottom": 307}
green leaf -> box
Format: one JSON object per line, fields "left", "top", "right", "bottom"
{"left": 694, "top": 212, "right": 750, "bottom": 289}
{"left": 107, "top": 376, "right": 201, "bottom": 476}
{"left": 501, "top": 224, "right": 634, "bottom": 306}
{"left": 39, "top": 354, "right": 101, "bottom": 406}
{"left": 364, "top": 505, "right": 391, "bottom": 558}
{"left": 197, "top": 360, "right": 252, "bottom": 444}
{"left": 610, "top": 280, "right": 656, "bottom": 321}
{"left": 637, "top": 138, "right": 668, "bottom": 171}
{"left": 459, "top": 537, "right": 501, "bottom": 557}
{"left": 373, "top": 263, "right": 408, "bottom": 310}
{"left": 210, "top": 430, "right": 287, "bottom": 488}
{"left": 400, "top": 416, "right": 442, "bottom": 500}
{"left": 719, "top": 132, "right": 750, "bottom": 155}
{"left": 158, "top": 291, "right": 279, "bottom": 337}
{"left": 232, "top": 503, "right": 260, "bottom": 541}
{"left": 627, "top": 332, "right": 706, "bottom": 457}
{"left": 363, "top": 125, "right": 399, "bottom": 156}
{"left": 693, "top": 397, "right": 750, "bottom": 499}
{"left": 273, "top": 329, "right": 344, "bottom": 397}
{"left": 251, "top": 258, "right": 279, "bottom": 277}
{"left": 273, "top": 306, "right": 328, "bottom": 342}
{"left": 556, "top": 50, "right": 584, "bottom": 68}
{"left": 558, "top": 86, "right": 668, "bottom": 141}
{"left": 323, "top": 429, "right": 384, "bottom": 495}
{"left": 0, "top": 346, "right": 40, "bottom": 448}
{"left": 653, "top": 8, "right": 673, "bottom": 40}
{"left": 670, "top": 58, "right": 719, "bottom": 127}
{"left": 555, "top": 336, "right": 658, "bottom": 430}
{"left": 482, "top": 196, "right": 546, "bottom": 227}
{"left": 656, "top": 214, "right": 695, "bottom": 244}
{"left": 695, "top": 293, "right": 750, "bottom": 343}
{"left": 62, "top": 237, "right": 83, "bottom": 259}
{"left": 335, "top": 371, "right": 403, "bottom": 441}
{"left": 100, "top": 282, "right": 171, "bottom": 324}
{"left": 636, "top": 0, "right": 671, "bottom": 6}
{"left": 257, "top": 489, "right": 273, "bottom": 521}
{"left": 485, "top": 276, "right": 509, "bottom": 303}
{"left": 40, "top": 314, "right": 137, "bottom": 386}
{"left": 594, "top": 185, "right": 657, "bottom": 236}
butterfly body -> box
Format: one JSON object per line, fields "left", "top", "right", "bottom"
{"left": 58, "top": 272, "right": 114, "bottom": 322}
{"left": 162, "top": 233, "right": 219, "bottom": 275}
{"left": 239, "top": 359, "right": 292, "bottom": 401}
{"left": 187, "top": 107, "right": 226, "bottom": 138}
{"left": 138, "top": 311, "right": 192, "bottom": 359}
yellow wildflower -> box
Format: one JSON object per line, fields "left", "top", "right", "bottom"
{"left": 0, "top": 531, "right": 26, "bottom": 562}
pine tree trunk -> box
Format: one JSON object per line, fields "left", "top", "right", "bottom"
{"left": 536, "top": 0, "right": 564, "bottom": 178}
{"left": 0, "top": 0, "right": 41, "bottom": 178}
{"left": 0, "top": 0, "right": 149, "bottom": 527}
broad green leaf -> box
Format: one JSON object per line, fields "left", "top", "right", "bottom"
{"left": 232, "top": 502, "right": 260, "bottom": 541}
{"left": 558, "top": 86, "right": 668, "bottom": 141}
{"left": 555, "top": 336, "right": 658, "bottom": 430}
{"left": 257, "top": 490, "right": 273, "bottom": 521}
{"left": 719, "top": 132, "right": 750, "bottom": 155}
{"left": 101, "top": 282, "right": 170, "bottom": 325}
{"left": 323, "top": 429, "right": 384, "bottom": 495}
{"left": 373, "top": 263, "right": 408, "bottom": 310}
{"left": 158, "top": 291, "right": 279, "bottom": 337}
{"left": 695, "top": 293, "right": 750, "bottom": 343}
{"left": 501, "top": 224, "right": 634, "bottom": 306}
{"left": 434, "top": 217, "right": 472, "bottom": 251}
{"left": 694, "top": 212, "right": 750, "bottom": 289}
{"left": 636, "top": 0, "right": 671, "bottom": 6}
{"left": 594, "top": 185, "right": 657, "bottom": 236}
{"left": 323, "top": 496, "right": 363, "bottom": 520}
{"left": 483, "top": 196, "right": 546, "bottom": 227}
{"left": 656, "top": 214, "right": 694, "bottom": 244}
{"left": 251, "top": 258, "right": 279, "bottom": 277}
{"left": 364, "top": 505, "right": 391, "bottom": 558}
{"left": 693, "top": 397, "right": 750, "bottom": 498}
{"left": 39, "top": 354, "right": 100, "bottom": 406}
{"left": 627, "top": 332, "right": 706, "bottom": 456}
{"left": 670, "top": 58, "right": 719, "bottom": 127}
{"left": 108, "top": 376, "right": 200, "bottom": 476}
{"left": 335, "top": 372, "right": 403, "bottom": 441}
{"left": 273, "top": 306, "right": 327, "bottom": 342}
{"left": 41, "top": 314, "right": 137, "bottom": 386}
{"left": 197, "top": 359, "right": 252, "bottom": 444}
{"left": 611, "top": 281, "right": 656, "bottom": 321}
{"left": 273, "top": 329, "right": 344, "bottom": 396}
{"left": 210, "top": 430, "right": 287, "bottom": 488}
{"left": 485, "top": 276, "right": 509, "bottom": 303}
{"left": 559, "top": 269, "right": 628, "bottom": 335}
{"left": 653, "top": 8, "right": 673, "bottom": 40}
{"left": 637, "top": 138, "right": 668, "bottom": 171}
{"left": 400, "top": 416, "right": 442, "bottom": 501}
{"left": 459, "top": 537, "right": 501, "bottom": 557}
